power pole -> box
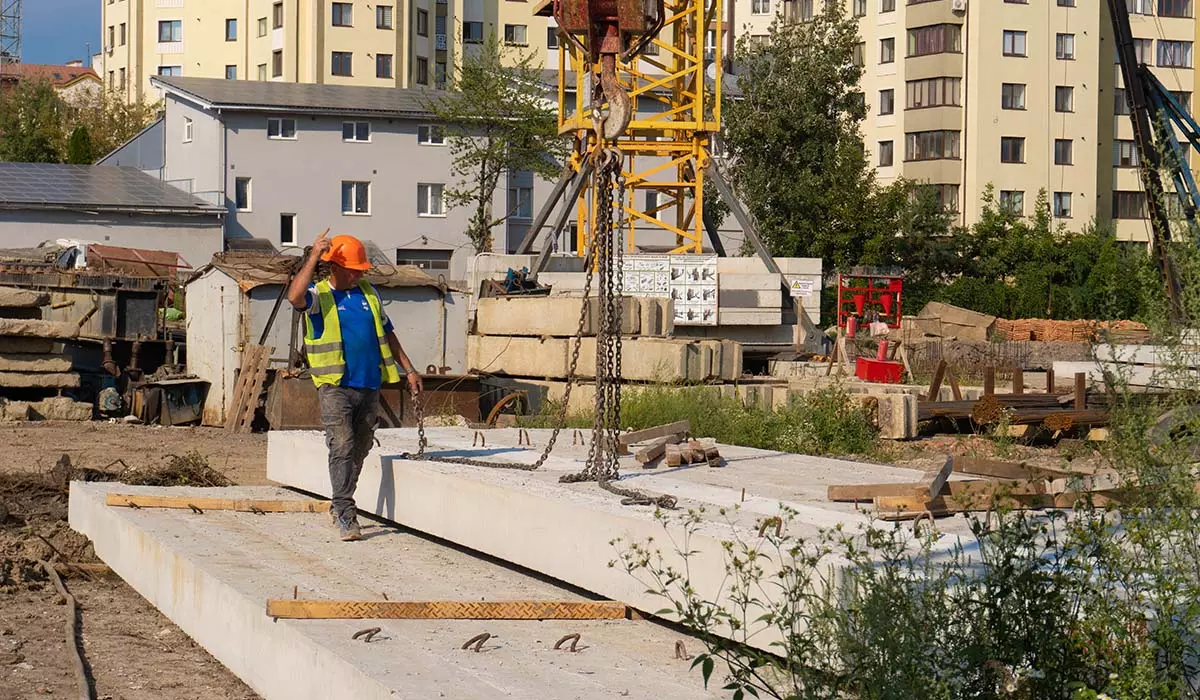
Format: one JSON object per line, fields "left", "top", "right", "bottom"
{"left": 0, "top": 0, "right": 19, "bottom": 65}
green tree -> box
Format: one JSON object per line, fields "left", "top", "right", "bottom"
{"left": 0, "top": 79, "right": 65, "bottom": 162}
{"left": 62, "top": 87, "right": 161, "bottom": 157}
{"left": 721, "top": 3, "right": 880, "bottom": 268}
{"left": 427, "top": 35, "right": 568, "bottom": 253}
{"left": 66, "top": 125, "right": 95, "bottom": 164}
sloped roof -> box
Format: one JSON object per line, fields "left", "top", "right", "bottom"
{"left": 152, "top": 76, "right": 440, "bottom": 118}
{"left": 0, "top": 63, "right": 99, "bottom": 88}
{"left": 194, "top": 252, "right": 451, "bottom": 291}
{"left": 0, "top": 162, "right": 223, "bottom": 215}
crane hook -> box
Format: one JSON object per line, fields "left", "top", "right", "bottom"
{"left": 598, "top": 54, "right": 631, "bottom": 140}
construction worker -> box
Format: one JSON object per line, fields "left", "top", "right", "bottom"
{"left": 287, "top": 231, "right": 423, "bottom": 541}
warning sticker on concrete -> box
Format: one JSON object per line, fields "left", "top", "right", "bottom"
{"left": 789, "top": 279, "right": 815, "bottom": 297}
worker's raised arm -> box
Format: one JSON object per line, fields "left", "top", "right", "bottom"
{"left": 288, "top": 229, "right": 331, "bottom": 310}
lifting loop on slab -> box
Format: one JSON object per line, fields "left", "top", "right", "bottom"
{"left": 462, "top": 632, "right": 491, "bottom": 652}
{"left": 187, "top": 503, "right": 204, "bottom": 514}
{"left": 674, "top": 640, "right": 689, "bottom": 660}
{"left": 518, "top": 429, "right": 531, "bottom": 446}
{"left": 473, "top": 431, "right": 487, "bottom": 448}
{"left": 553, "top": 633, "right": 582, "bottom": 652}
{"left": 352, "top": 627, "right": 382, "bottom": 643}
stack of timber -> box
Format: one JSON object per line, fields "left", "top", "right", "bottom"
{"left": 619, "top": 420, "right": 723, "bottom": 468}
{"left": 0, "top": 286, "right": 91, "bottom": 421}
{"left": 918, "top": 365, "right": 1109, "bottom": 434}
{"left": 993, "top": 319, "right": 1150, "bottom": 343}
{"left": 827, "top": 455, "right": 1131, "bottom": 521}
{"left": 469, "top": 296, "right": 742, "bottom": 382}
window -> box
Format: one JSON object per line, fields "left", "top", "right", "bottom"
{"left": 1055, "top": 86, "right": 1074, "bottom": 112}
{"left": 905, "top": 77, "right": 961, "bottom": 108}
{"left": 332, "top": 3, "right": 352, "bottom": 27}
{"left": 1056, "top": 33, "right": 1074, "bottom": 59}
{"left": 904, "top": 130, "right": 960, "bottom": 160}
{"left": 879, "top": 140, "right": 894, "bottom": 167}
{"left": 1159, "top": 0, "right": 1192, "bottom": 16}
{"left": 1115, "top": 88, "right": 1131, "bottom": 114}
{"left": 907, "top": 24, "right": 961, "bottom": 57}
{"left": 1002, "top": 30, "right": 1026, "bottom": 57}
{"left": 1171, "top": 90, "right": 1192, "bottom": 112}
{"left": 435, "top": 61, "right": 447, "bottom": 89}
{"left": 463, "top": 22, "right": 484, "bottom": 43}
{"left": 225, "top": 18, "right": 237, "bottom": 41}
{"left": 182, "top": 117, "right": 193, "bottom": 143}
{"left": 1158, "top": 40, "right": 1192, "bottom": 68}
{"left": 1058, "top": 0, "right": 1075, "bottom": 5}
{"left": 791, "top": 0, "right": 814, "bottom": 21}
{"left": 879, "top": 89, "right": 894, "bottom": 115}
{"left": 933, "top": 184, "right": 959, "bottom": 212}
{"left": 118, "top": 68, "right": 125, "bottom": 89}
{"left": 1127, "top": 0, "right": 1153, "bottom": 13}
{"left": 1113, "top": 191, "right": 1147, "bottom": 219}
{"left": 235, "top": 177, "right": 252, "bottom": 211}
{"left": 548, "top": 27, "right": 559, "bottom": 49}
{"left": 225, "top": 64, "right": 237, "bottom": 80}
{"left": 267, "top": 117, "right": 297, "bottom": 140}
{"left": 1054, "top": 139, "right": 1073, "bottom": 165}
{"left": 158, "top": 20, "right": 182, "bottom": 42}
{"left": 852, "top": 42, "right": 865, "bottom": 67}
{"left": 752, "top": 0, "right": 770, "bottom": 14}
{"left": 157, "top": 65, "right": 182, "bottom": 77}
{"left": 882, "top": 0, "right": 895, "bottom": 10}
{"left": 999, "top": 190, "right": 1025, "bottom": 215}
{"left": 281, "top": 214, "right": 297, "bottom": 246}
{"left": 1115, "top": 140, "right": 1141, "bottom": 167}
{"left": 504, "top": 24, "right": 527, "bottom": 45}
{"left": 332, "top": 51, "right": 353, "bottom": 76}
{"left": 416, "top": 9, "right": 427, "bottom": 35}
{"left": 509, "top": 186, "right": 534, "bottom": 219}
{"left": 257, "top": 63, "right": 267, "bottom": 80}
{"left": 1001, "top": 137, "right": 1025, "bottom": 163}
{"left": 377, "top": 53, "right": 393, "bottom": 78}
{"left": 342, "top": 181, "right": 371, "bottom": 215}
{"left": 342, "top": 122, "right": 371, "bottom": 142}
{"left": 273, "top": 2, "right": 284, "bottom": 28}
{"left": 417, "top": 183, "right": 444, "bottom": 216}
{"left": 436, "top": 14, "right": 446, "bottom": 37}
{"left": 119, "top": 23, "right": 126, "bottom": 45}
{"left": 107, "top": 25, "right": 114, "bottom": 50}
{"left": 1134, "top": 38, "right": 1153, "bottom": 64}
{"left": 418, "top": 125, "right": 446, "bottom": 145}
{"left": 258, "top": 17, "right": 268, "bottom": 36}
{"left": 272, "top": 50, "right": 283, "bottom": 77}
{"left": 378, "top": 5, "right": 395, "bottom": 29}
{"left": 853, "top": 0, "right": 867, "bottom": 16}
{"left": 1004, "top": 0, "right": 1027, "bottom": 3}
{"left": 396, "top": 249, "right": 451, "bottom": 270}
{"left": 1053, "top": 193, "right": 1072, "bottom": 218}
{"left": 416, "top": 56, "right": 428, "bottom": 85}
{"left": 108, "top": 71, "right": 114, "bottom": 87}
{"left": 880, "top": 38, "right": 895, "bottom": 64}
{"left": 1001, "top": 83, "right": 1026, "bottom": 110}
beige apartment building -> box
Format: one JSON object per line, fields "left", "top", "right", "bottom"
{"left": 100, "top": 0, "right": 451, "bottom": 102}
{"left": 731, "top": 0, "right": 1200, "bottom": 242}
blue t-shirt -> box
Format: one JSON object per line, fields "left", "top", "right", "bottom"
{"left": 305, "top": 284, "right": 395, "bottom": 390}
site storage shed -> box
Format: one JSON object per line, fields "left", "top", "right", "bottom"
{"left": 185, "top": 256, "right": 468, "bottom": 425}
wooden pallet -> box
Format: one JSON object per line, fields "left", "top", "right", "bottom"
{"left": 106, "top": 494, "right": 329, "bottom": 513}
{"left": 225, "top": 344, "right": 274, "bottom": 434}
{"left": 265, "top": 599, "right": 631, "bottom": 620}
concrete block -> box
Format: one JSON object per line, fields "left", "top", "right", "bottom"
{"left": 0, "top": 337, "right": 55, "bottom": 354}
{"left": 722, "top": 340, "right": 744, "bottom": 380}
{"left": 577, "top": 338, "right": 702, "bottom": 381}
{"left": 476, "top": 297, "right": 640, "bottom": 337}
{"left": 0, "top": 318, "right": 78, "bottom": 339}
{"left": 720, "top": 289, "right": 784, "bottom": 308}
{"left": 0, "top": 353, "right": 71, "bottom": 372}
{"left": 468, "top": 335, "right": 568, "bottom": 377}
{"left": 1, "top": 400, "right": 29, "bottom": 421}
{"left": 736, "top": 384, "right": 775, "bottom": 410}
{"left": 699, "top": 340, "right": 722, "bottom": 380}
{"left": 716, "top": 257, "right": 822, "bottom": 276}
{"left": 875, "top": 394, "right": 918, "bottom": 440}
{"left": 637, "top": 297, "right": 670, "bottom": 337}
{"left": 659, "top": 298, "right": 675, "bottom": 336}
{"left": 28, "top": 397, "right": 92, "bottom": 421}
{"left": 0, "top": 286, "right": 49, "bottom": 308}
{"left": 717, "top": 308, "right": 782, "bottom": 326}
{"left": 717, "top": 274, "right": 781, "bottom": 291}
{"left": 0, "top": 372, "right": 80, "bottom": 388}
{"left": 538, "top": 272, "right": 588, "bottom": 296}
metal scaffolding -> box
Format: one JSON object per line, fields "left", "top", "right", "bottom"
{"left": 0, "top": 0, "right": 19, "bottom": 65}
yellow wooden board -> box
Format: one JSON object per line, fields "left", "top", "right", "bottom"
{"left": 106, "top": 494, "right": 330, "bottom": 513}
{"left": 266, "top": 599, "right": 631, "bottom": 620}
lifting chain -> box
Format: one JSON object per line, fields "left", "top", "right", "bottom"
{"left": 403, "top": 142, "right": 676, "bottom": 510}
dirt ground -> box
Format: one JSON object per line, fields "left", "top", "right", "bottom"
{"left": 0, "top": 422, "right": 268, "bottom": 700}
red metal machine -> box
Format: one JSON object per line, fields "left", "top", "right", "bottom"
{"left": 836, "top": 271, "right": 903, "bottom": 331}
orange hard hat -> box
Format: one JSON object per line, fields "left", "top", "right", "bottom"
{"left": 321, "top": 235, "right": 371, "bottom": 271}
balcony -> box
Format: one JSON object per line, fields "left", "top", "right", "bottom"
{"left": 436, "top": 34, "right": 447, "bottom": 50}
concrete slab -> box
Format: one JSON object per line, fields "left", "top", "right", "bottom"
{"left": 0, "top": 371, "right": 80, "bottom": 388}
{"left": 268, "top": 428, "right": 977, "bottom": 652}
{"left": 476, "top": 297, "right": 640, "bottom": 337}
{"left": 0, "top": 318, "right": 78, "bottom": 339}
{"left": 0, "top": 285, "right": 49, "bottom": 308}
{"left": 0, "top": 352, "right": 72, "bottom": 372}
{"left": 70, "top": 481, "right": 725, "bottom": 700}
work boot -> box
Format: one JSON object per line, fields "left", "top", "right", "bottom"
{"left": 338, "top": 513, "right": 362, "bottom": 542}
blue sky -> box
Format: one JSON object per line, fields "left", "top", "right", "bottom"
{"left": 24, "top": 0, "right": 99, "bottom": 65}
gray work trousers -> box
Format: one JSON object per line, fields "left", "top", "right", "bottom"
{"left": 317, "top": 385, "right": 380, "bottom": 522}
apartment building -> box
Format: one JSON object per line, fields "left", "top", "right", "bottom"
{"left": 100, "top": 0, "right": 451, "bottom": 103}
{"left": 730, "top": 0, "right": 1200, "bottom": 242}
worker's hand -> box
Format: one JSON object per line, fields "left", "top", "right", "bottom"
{"left": 310, "top": 229, "right": 332, "bottom": 259}
{"left": 406, "top": 371, "right": 423, "bottom": 396}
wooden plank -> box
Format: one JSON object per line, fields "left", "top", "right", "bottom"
{"left": 947, "top": 368, "right": 963, "bottom": 401}
{"left": 926, "top": 360, "right": 947, "bottom": 402}
{"left": 983, "top": 366, "right": 995, "bottom": 396}
{"left": 1075, "top": 372, "right": 1087, "bottom": 409}
{"left": 898, "top": 343, "right": 914, "bottom": 382}
{"left": 107, "top": 493, "right": 330, "bottom": 512}
{"left": 952, "top": 455, "right": 1074, "bottom": 480}
{"left": 665, "top": 443, "right": 683, "bottom": 467}
{"left": 634, "top": 434, "right": 683, "bottom": 465}
{"left": 618, "top": 420, "right": 691, "bottom": 448}
{"left": 1046, "top": 368, "right": 1055, "bottom": 395}
{"left": 874, "top": 488, "right": 1128, "bottom": 519}
{"left": 919, "top": 456, "right": 954, "bottom": 501}
{"left": 1012, "top": 367, "right": 1024, "bottom": 395}
{"left": 234, "top": 344, "right": 274, "bottom": 434}
{"left": 224, "top": 345, "right": 266, "bottom": 432}
{"left": 265, "top": 599, "right": 631, "bottom": 620}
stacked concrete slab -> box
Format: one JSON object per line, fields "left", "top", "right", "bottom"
{"left": 471, "top": 295, "right": 739, "bottom": 382}
{"left": 0, "top": 286, "right": 92, "bottom": 420}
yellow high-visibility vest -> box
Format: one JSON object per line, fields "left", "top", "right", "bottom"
{"left": 304, "top": 279, "right": 402, "bottom": 388}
